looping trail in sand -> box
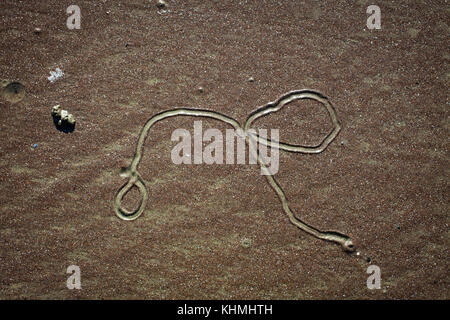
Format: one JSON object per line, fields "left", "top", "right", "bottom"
{"left": 114, "top": 89, "right": 356, "bottom": 252}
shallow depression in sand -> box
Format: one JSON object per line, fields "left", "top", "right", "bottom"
{"left": 1, "top": 81, "right": 25, "bottom": 103}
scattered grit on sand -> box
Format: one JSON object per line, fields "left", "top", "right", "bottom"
{"left": 0, "top": 0, "right": 448, "bottom": 299}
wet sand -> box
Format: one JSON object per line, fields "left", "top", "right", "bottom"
{"left": 0, "top": 0, "right": 448, "bottom": 299}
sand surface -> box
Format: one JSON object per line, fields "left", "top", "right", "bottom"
{"left": 0, "top": 0, "right": 448, "bottom": 299}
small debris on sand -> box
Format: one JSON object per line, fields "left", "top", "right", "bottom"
{"left": 156, "top": 0, "right": 167, "bottom": 9}
{"left": 241, "top": 238, "right": 252, "bottom": 248}
{"left": 48, "top": 68, "right": 64, "bottom": 83}
{"left": 51, "top": 105, "right": 76, "bottom": 132}
{"left": 52, "top": 105, "right": 76, "bottom": 125}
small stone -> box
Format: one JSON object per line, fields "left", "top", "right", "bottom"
{"left": 241, "top": 238, "right": 252, "bottom": 248}
{"left": 34, "top": 28, "right": 42, "bottom": 34}
{"left": 66, "top": 114, "right": 76, "bottom": 125}
{"left": 248, "top": 77, "right": 254, "bottom": 82}
{"left": 119, "top": 167, "right": 131, "bottom": 178}
{"left": 51, "top": 105, "right": 75, "bottom": 127}
{"left": 51, "top": 105, "right": 62, "bottom": 117}
{"left": 61, "top": 109, "right": 69, "bottom": 119}
{"left": 197, "top": 86, "right": 204, "bottom": 93}
{"left": 156, "top": 0, "right": 167, "bottom": 9}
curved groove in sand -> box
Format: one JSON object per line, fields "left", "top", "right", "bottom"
{"left": 114, "top": 89, "right": 355, "bottom": 252}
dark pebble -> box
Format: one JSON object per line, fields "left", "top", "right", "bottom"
{"left": 157, "top": 0, "right": 167, "bottom": 9}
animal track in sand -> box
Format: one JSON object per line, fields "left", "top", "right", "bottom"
{"left": 114, "top": 89, "right": 357, "bottom": 253}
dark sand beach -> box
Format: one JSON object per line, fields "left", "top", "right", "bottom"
{"left": 0, "top": 0, "right": 448, "bottom": 299}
